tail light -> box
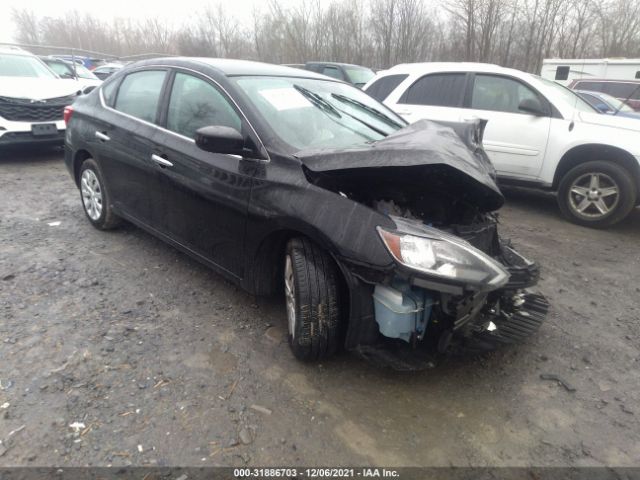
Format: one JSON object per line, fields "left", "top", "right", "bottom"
{"left": 63, "top": 106, "right": 74, "bottom": 125}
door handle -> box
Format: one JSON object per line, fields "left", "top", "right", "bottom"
{"left": 95, "top": 131, "right": 110, "bottom": 141}
{"left": 151, "top": 154, "right": 173, "bottom": 168}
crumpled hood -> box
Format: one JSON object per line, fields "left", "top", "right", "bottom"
{"left": 295, "top": 119, "right": 504, "bottom": 210}
{"left": 0, "top": 77, "right": 82, "bottom": 100}
{"left": 578, "top": 110, "right": 640, "bottom": 133}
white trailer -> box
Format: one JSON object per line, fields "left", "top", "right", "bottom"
{"left": 541, "top": 58, "right": 640, "bottom": 86}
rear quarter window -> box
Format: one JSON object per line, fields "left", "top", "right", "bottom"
{"left": 399, "top": 73, "right": 467, "bottom": 107}
{"left": 365, "top": 74, "right": 408, "bottom": 101}
{"left": 555, "top": 66, "right": 570, "bottom": 81}
{"left": 101, "top": 79, "right": 119, "bottom": 107}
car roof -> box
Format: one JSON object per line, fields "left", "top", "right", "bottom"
{"left": 384, "top": 62, "right": 528, "bottom": 77}
{"left": 40, "top": 56, "right": 67, "bottom": 63}
{"left": 306, "top": 61, "right": 370, "bottom": 69}
{"left": 95, "top": 63, "right": 123, "bottom": 69}
{"left": 0, "top": 46, "right": 34, "bottom": 56}
{"left": 572, "top": 78, "right": 640, "bottom": 83}
{"left": 133, "top": 57, "right": 332, "bottom": 80}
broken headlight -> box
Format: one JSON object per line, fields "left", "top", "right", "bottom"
{"left": 377, "top": 222, "right": 509, "bottom": 290}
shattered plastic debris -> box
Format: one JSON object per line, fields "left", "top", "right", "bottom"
{"left": 0, "top": 380, "right": 13, "bottom": 390}
{"left": 250, "top": 404, "right": 272, "bottom": 415}
{"left": 47, "top": 221, "right": 61, "bottom": 227}
{"left": 0, "top": 402, "right": 9, "bottom": 409}
{"left": 69, "top": 422, "right": 86, "bottom": 433}
{"left": 7, "top": 425, "right": 25, "bottom": 437}
{"left": 137, "top": 444, "right": 144, "bottom": 453}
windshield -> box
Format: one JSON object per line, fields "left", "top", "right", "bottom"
{"left": 539, "top": 77, "right": 597, "bottom": 113}
{"left": 75, "top": 64, "right": 99, "bottom": 80}
{"left": 596, "top": 92, "right": 634, "bottom": 112}
{"left": 0, "top": 54, "right": 58, "bottom": 78}
{"left": 45, "top": 60, "right": 73, "bottom": 77}
{"left": 234, "top": 76, "right": 406, "bottom": 151}
{"left": 45, "top": 60, "right": 98, "bottom": 80}
{"left": 345, "top": 67, "right": 375, "bottom": 86}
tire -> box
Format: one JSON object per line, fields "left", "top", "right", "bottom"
{"left": 79, "top": 158, "right": 121, "bottom": 230}
{"left": 557, "top": 161, "right": 636, "bottom": 228}
{"left": 284, "top": 237, "right": 341, "bottom": 361}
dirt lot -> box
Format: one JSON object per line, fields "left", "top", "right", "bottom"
{"left": 0, "top": 147, "right": 639, "bottom": 468}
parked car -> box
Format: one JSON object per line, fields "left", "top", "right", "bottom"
{"left": 92, "top": 63, "right": 123, "bottom": 80}
{"left": 63, "top": 58, "right": 547, "bottom": 367}
{"left": 576, "top": 90, "right": 640, "bottom": 120}
{"left": 40, "top": 56, "right": 102, "bottom": 90}
{"left": 0, "top": 47, "right": 81, "bottom": 147}
{"left": 568, "top": 79, "right": 640, "bottom": 111}
{"left": 51, "top": 55, "right": 101, "bottom": 71}
{"left": 366, "top": 62, "right": 640, "bottom": 228}
{"left": 304, "top": 62, "right": 375, "bottom": 88}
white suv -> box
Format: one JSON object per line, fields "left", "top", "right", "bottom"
{"left": 365, "top": 62, "right": 640, "bottom": 228}
{"left": 0, "top": 47, "right": 82, "bottom": 148}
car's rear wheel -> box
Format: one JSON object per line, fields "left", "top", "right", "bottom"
{"left": 557, "top": 161, "right": 636, "bottom": 228}
{"left": 79, "top": 158, "right": 121, "bottom": 230}
{"left": 285, "top": 237, "right": 340, "bottom": 361}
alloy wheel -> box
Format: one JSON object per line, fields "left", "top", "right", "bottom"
{"left": 284, "top": 254, "right": 296, "bottom": 339}
{"left": 568, "top": 172, "right": 619, "bottom": 219}
{"left": 81, "top": 169, "right": 103, "bottom": 221}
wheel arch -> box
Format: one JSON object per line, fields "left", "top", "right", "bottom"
{"left": 247, "top": 227, "right": 347, "bottom": 297}
{"left": 72, "top": 149, "right": 94, "bottom": 186}
{"left": 553, "top": 144, "right": 640, "bottom": 191}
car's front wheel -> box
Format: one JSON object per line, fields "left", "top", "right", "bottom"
{"left": 79, "top": 158, "right": 121, "bottom": 230}
{"left": 284, "top": 237, "right": 341, "bottom": 361}
{"left": 557, "top": 161, "right": 636, "bottom": 228}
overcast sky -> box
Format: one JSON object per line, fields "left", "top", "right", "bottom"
{"left": 0, "top": 0, "right": 271, "bottom": 43}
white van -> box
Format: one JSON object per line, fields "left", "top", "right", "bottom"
{"left": 541, "top": 58, "right": 640, "bottom": 86}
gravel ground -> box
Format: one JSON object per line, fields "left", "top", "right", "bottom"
{"left": 0, "top": 147, "right": 639, "bottom": 467}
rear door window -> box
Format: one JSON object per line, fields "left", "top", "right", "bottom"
{"left": 365, "top": 74, "right": 408, "bottom": 101}
{"left": 114, "top": 70, "right": 166, "bottom": 123}
{"left": 398, "top": 73, "right": 466, "bottom": 107}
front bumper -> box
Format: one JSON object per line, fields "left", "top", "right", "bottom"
{"left": 0, "top": 119, "right": 66, "bottom": 147}
{"left": 338, "top": 234, "right": 548, "bottom": 370}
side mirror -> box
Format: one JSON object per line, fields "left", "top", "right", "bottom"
{"left": 195, "top": 126, "right": 245, "bottom": 155}
{"left": 518, "top": 98, "right": 546, "bottom": 116}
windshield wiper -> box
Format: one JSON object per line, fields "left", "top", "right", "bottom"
{"left": 331, "top": 93, "right": 404, "bottom": 129}
{"left": 614, "top": 84, "right": 640, "bottom": 116}
{"left": 294, "top": 84, "right": 388, "bottom": 137}
{"left": 294, "top": 85, "right": 342, "bottom": 118}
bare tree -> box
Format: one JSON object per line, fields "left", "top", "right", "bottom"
{"left": 9, "top": 0, "right": 640, "bottom": 73}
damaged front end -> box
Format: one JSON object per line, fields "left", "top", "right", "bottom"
{"left": 298, "top": 119, "right": 549, "bottom": 369}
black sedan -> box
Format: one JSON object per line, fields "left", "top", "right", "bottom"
{"left": 64, "top": 58, "right": 548, "bottom": 368}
